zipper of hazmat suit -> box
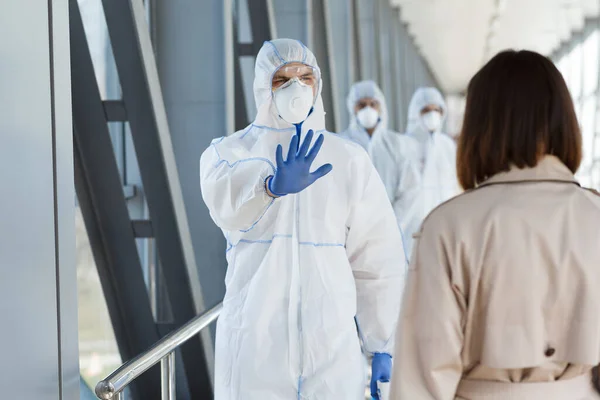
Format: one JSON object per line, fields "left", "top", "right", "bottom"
{"left": 290, "top": 120, "right": 304, "bottom": 392}
{"left": 289, "top": 108, "right": 314, "bottom": 393}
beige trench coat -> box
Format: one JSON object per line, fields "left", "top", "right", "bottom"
{"left": 390, "top": 156, "right": 600, "bottom": 400}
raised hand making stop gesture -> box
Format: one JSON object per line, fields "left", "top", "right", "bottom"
{"left": 266, "top": 130, "right": 333, "bottom": 197}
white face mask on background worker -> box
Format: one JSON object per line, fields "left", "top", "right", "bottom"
{"left": 355, "top": 97, "right": 381, "bottom": 132}
{"left": 339, "top": 80, "right": 389, "bottom": 152}
{"left": 419, "top": 104, "right": 444, "bottom": 133}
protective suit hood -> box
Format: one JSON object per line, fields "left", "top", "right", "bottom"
{"left": 253, "top": 39, "right": 326, "bottom": 131}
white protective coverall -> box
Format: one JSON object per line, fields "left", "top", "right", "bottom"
{"left": 373, "top": 87, "right": 460, "bottom": 256}
{"left": 339, "top": 80, "right": 389, "bottom": 151}
{"left": 199, "top": 39, "right": 405, "bottom": 400}
{"left": 362, "top": 85, "right": 421, "bottom": 257}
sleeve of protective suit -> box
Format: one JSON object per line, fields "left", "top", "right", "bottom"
{"left": 200, "top": 140, "right": 275, "bottom": 232}
{"left": 369, "top": 135, "right": 399, "bottom": 203}
{"left": 345, "top": 154, "right": 406, "bottom": 355}
{"left": 390, "top": 218, "right": 465, "bottom": 400}
{"left": 393, "top": 156, "right": 421, "bottom": 231}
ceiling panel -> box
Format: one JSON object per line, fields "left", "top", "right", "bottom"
{"left": 390, "top": 0, "right": 600, "bottom": 93}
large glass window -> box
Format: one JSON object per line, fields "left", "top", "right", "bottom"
{"left": 76, "top": 206, "right": 122, "bottom": 389}
{"left": 583, "top": 31, "right": 599, "bottom": 96}
{"left": 555, "top": 27, "right": 600, "bottom": 190}
{"left": 77, "top": 0, "right": 120, "bottom": 100}
{"left": 76, "top": 0, "right": 123, "bottom": 390}
{"left": 76, "top": 0, "right": 156, "bottom": 392}
{"left": 569, "top": 43, "right": 583, "bottom": 98}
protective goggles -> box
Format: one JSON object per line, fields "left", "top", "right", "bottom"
{"left": 271, "top": 63, "right": 320, "bottom": 91}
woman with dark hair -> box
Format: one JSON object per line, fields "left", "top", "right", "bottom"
{"left": 390, "top": 50, "right": 600, "bottom": 399}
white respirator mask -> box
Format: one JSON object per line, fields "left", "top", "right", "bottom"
{"left": 356, "top": 106, "right": 380, "bottom": 129}
{"left": 420, "top": 110, "right": 443, "bottom": 133}
{"left": 273, "top": 79, "right": 314, "bottom": 124}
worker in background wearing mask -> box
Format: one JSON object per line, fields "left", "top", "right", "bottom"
{"left": 406, "top": 87, "right": 460, "bottom": 253}
{"left": 356, "top": 81, "right": 421, "bottom": 259}
{"left": 339, "top": 80, "right": 387, "bottom": 151}
{"left": 370, "top": 87, "right": 459, "bottom": 257}
{"left": 199, "top": 39, "right": 405, "bottom": 400}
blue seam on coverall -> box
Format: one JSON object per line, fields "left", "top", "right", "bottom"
{"left": 210, "top": 140, "right": 276, "bottom": 172}
{"left": 225, "top": 232, "right": 233, "bottom": 252}
{"left": 241, "top": 124, "right": 297, "bottom": 140}
{"left": 225, "top": 233, "right": 294, "bottom": 252}
{"left": 239, "top": 202, "right": 275, "bottom": 233}
{"left": 298, "top": 241, "right": 344, "bottom": 247}
{"left": 242, "top": 125, "right": 326, "bottom": 138}
{"left": 249, "top": 124, "right": 296, "bottom": 133}
{"left": 297, "top": 40, "right": 307, "bottom": 63}
{"left": 238, "top": 124, "right": 256, "bottom": 138}
{"left": 225, "top": 238, "right": 344, "bottom": 253}
{"left": 265, "top": 40, "right": 285, "bottom": 63}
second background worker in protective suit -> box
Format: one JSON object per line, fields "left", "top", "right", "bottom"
{"left": 340, "top": 80, "right": 392, "bottom": 152}
{"left": 200, "top": 39, "right": 405, "bottom": 400}
{"left": 371, "top": 87, "right": 460, "bottom": 256}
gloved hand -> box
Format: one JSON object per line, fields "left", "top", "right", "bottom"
{"left": 267, "top": 130, "right": 333, "bottom": 197}
{"left": 370, "top": 353, "right": 392, "bottom": 400}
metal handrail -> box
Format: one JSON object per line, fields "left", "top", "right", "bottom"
{"left": 95, "top": 303, "right": 223, "bottom": 399}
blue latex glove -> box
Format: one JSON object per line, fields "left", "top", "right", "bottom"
{"left": 371, "top": 353, "right": 392, "bottom": 400}
{"left": 268, "top": 129, "right": 333, "bottom": 197}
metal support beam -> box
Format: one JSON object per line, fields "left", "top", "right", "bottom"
{"left": 153, "top": 0, "right": 231, "bottom": 353}
{"left": 103, "top": 100, "right": 128, "bottom": 122}
{"left": 399, "top": 22, "right": 414, "bottom": 129}
{"left": 69, "top": 2, "right": 161, "bottom": 399}
{"left": 326, "top": 0, "right": 355, "bottom": 131}
{"left": 377, "top": 0, "right": 395, "bottom": 128}
{"left": 271, "top": 0, "right": 311, "bottom": 44}
{"left": 123, "top": 184, "right": 137, "bottom": 199}
{"left": 233, "top": 21, "right": 251, "bottom": 130}
{"left": 132, "top": 220, "right": 154, "bottom": 238}
{"left": 238, "top": 43, "right": 255, "bottom": 56}
{"left": 247, "top": 0, "right": 274, "bottom": 45}
{"left": 355, "top": 0, "right": 379, "bottom": 82}
{"left": 311, "top": 0, "right": 337, "bottom": 131}
{"left": 391, "top": 8, "right": 406, "bottom": 131}
{"left": 233, "top": 0, "right": 276, "bottom": 128}
{"left": 351, "top": 0, "right": 362, "bottom": 80}
{"left": 103, "top": 0, "right": 214, "bottom": 396}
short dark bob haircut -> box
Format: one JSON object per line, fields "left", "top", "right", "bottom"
{"left": 457, "top": 50, "right": 582, "bottom": 190}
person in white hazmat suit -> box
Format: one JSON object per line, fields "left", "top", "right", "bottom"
{"left": 370, "top": 87, "right": 460, "bottom": 256}
{"left": 199, "top": 39, "right": 405, "bottom": 400}
{"left": 349, "top": 82, "right": 422, "bottom": 257}
{"left": 340, "top": 80, "right": 392, "bottom": 152}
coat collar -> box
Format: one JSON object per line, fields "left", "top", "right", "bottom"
{"left": 478, "top": 155, "right": 579, "bottom": 188}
